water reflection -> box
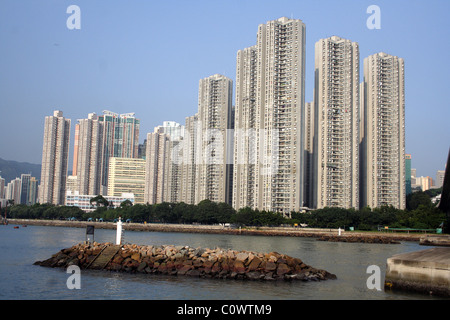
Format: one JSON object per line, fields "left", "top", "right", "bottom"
{"left": 0, "top": 224, "right": 442, "bottom": 300}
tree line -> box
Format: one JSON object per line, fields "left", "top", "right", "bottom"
{"left": 2, "top": 189, "right": 446, "bottom": 232}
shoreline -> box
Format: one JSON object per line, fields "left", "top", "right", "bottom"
{"left": 7, "top": 218, "right": 427, "bottom": 243}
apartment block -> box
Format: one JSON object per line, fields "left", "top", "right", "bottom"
{"left": 5, "top": 178, "right": 21, "bottom": 205}
{"left": 436, "top": 170, "right": 445, "bottom": 188}
{"left": 144, "top": 131, "right": 170, "bottom": 204}
{"left": 73, "top": 113, "right": 104, "bottom": 195}
{"left": 108, "top": 157, "right": 145, "bottom": 204}
{"left": 304, "top": 101, "right": 315, "bottom": 208}
{"left": 39, "top": 110, "right": 71, "bottom": 205}
{"left": 362, "top": 52, "right": 406, "bottom": 209}
{"left": 196, "top": 74, "right": 234, "bottom": 205}
{"left": 232, "top": 17, "right": 306, "bottom": 215}
{"left": 405, "top": 154, "right": 412, "bottom": 195}
{"left": 98, "top": 111, "right": 140, "bottom": 188}
{"left": 180, "top": 114, "right": 199, "bottom": 205}
{"left": 0, "top": 176, "right": 5, "bottom": 199}
{"left": 313, "top": 36, "right": 360, "bottom": 209}
{"left": 233, "top": 45, "right": 257, "bottom": 210}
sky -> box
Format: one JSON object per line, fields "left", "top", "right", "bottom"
{"left": 0, "top": 0, "right": 449, "bottom": 180}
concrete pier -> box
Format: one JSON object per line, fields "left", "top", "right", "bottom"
{"left": 420, "top": 235, "right": 450, "bottom": 247}
{"left": 384, "top": 247, "right": 450, "bottom": 297}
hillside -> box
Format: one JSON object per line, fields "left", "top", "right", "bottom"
{"left": 0, "top": 157, "right": 41, "bottom": 184}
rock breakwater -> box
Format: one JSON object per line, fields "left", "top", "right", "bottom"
{"left": 34, "top": 242, "right": 337, "bottom": 282}
{"left": 316, "top": 235, "right": 400, "bottom": 244}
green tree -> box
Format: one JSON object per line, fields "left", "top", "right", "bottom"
{"left": 90, "top": 195, "right": 109, "bottom": 208}
{"left": 231, "top": 206, "right": 254, "bottom": 225}
{"left": 153, "top": 202, "right": 175, "bottom": 223}
{"left": 406, "top": 191, "right": 432, "bottom": 211}
{"left": 120, "top": 199, "right": 133, "bottom": 208}
{"left": 216, "top": 202, "right": 236, "bottom": 224}
{"left": 196, "top": 199, "right": 218, "bottom": 224}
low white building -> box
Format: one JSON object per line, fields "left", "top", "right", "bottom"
{"left": 66, "top": 190, "right": 134, "bottom": 212}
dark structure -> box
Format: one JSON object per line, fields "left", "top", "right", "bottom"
{"left": 438, "top": 148, "right": 450, "bottom": 233}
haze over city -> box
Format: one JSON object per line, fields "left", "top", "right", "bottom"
{"left": 0, "top": 0, "right": 449, "bottom": 179}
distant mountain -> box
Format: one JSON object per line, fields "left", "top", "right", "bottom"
{"left": 0, "top": 158, "right": 41, "bottom": 184}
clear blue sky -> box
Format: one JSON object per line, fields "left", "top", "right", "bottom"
{"left": 0, "top": 0, "right": 449, "bottom": 179}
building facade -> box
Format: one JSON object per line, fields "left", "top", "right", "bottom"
{"left": 108, "top": 157, "right": 145, "bottom": 204}
{"left": 0, "top": 177, "right": 5, "bottom": 200}
{"left": 362, "top": 52, "right": 406, "bottom": 209}
{"left": 66, "top": 191, "right": 134, "bottom": 212}
{"left": 180, "top": 114, "right": 199, "bottom": 205}
{"left": 313, "top": 36, "right": 360, "bottom": 209}
{"left": 256, "top": 17, "right": 306, "bottom": 214}
{"left": 304, "top": 101, "right": 315, "bottom": 208}
{"left": 233, "top": 45, "right": 258, "bottom": 210}
{"left": 39, "top": 110, "right": 71, "bottom": 205}
{"left": 196, "top": 74, "right": 234, "bottom": 205}
{"left": 232, "top": 17, "right": 306, "bottom": 215}
{"left": 436, "top": 170, "right": 445, "bottom": 188}
{"left": 144, "top": 131, "right": 170, "bottom": 204}
{"left": 73, "top": 113, "right": 104, "bottom": 195}
{"left": 405, "top": 154, "right": 412, "bottom": 195}
{"left": 98, "top": 111, "right": 140, "bottom": 188}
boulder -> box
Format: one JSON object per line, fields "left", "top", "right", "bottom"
{"left": 276, "top": 263, "right": 290, "bottom": 276}
{"left": 247, "top": 257, "right": 262, "bottom": 271}
{"left": 131, "top": 252, "right": 141, "bottom": 262}
{"left": 233, "top": 260, "right": 246, "bottom": 274}
{"left": 264, "top": 261, "right": 277, "bottom": 272}
{"left": 236, "top": 252, "right": 249, "bottom": 262}
{"left": 35, "top": 242, "right": 336, "bottom": 282}
{"left": 137, "top": 262, "right": 147, "bottom": 273}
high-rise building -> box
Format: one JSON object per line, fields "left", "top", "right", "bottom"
{"left": 144, "top": 130, "right": 170, "bottom": 204}
{"left": 233, "top": 46, "right": 257, "bottom": 210}
{"left": 73, "top": 113, "right": 104, "bottom": 195}
{"left": 28, "top": 177, "right": 38, "bottom": 205}
{"left": 405, "top": 154, "right": 412, "bottom": 195}
{"left": 155, "top": 121, "right": 185, "bottom": 141}
{"left": 98, "top": 111, "right": 140, "bottom": 188}
{"left": 66, "top": 175, "right": 78, "bottom": 194}
{"left": 20, "top": 174, "right": 31, "bottom": 205}
{"left": 232, "top": 17, "right": 306, "bottom": 215}
{"left": 256, "top": 17, "right": 306, "bottom": 214}
{"left": 304, "top": 101, "right": 315, "bottom": 208}
{"left": 362, "top": 52, "right": 406, "bottom": 209}
{"left": 108, "top": 157, "right": 146, "bottom": 204}
{"left": 138, "top": 140, "right": 147, "bottom": 159}
{"left": 436, "top": 170, "right": 445, "bottom": 188}
{"left": 314, "top": 36, "right": 360, "bottom": 209}
{"left": 165, "top": 137, "right": 184, "bottom": 203}
{"left": 6, "top": 178, "right": 21, "bottom": 205}
{"left": 196, "top": 74, "right": 234, "bottom": 205}
{"left": 151, "top": 121, "right": 185, "bottom": 203}
{"left": 39, "top": 110, "right": 71, "bottom": 205}
{"left": 0, "top": 176, "right": 5, "bottom": 199}
{"left": 416, "top": 176, "right": 433, "bottom": 191}
{"left": 180, "top": 114, "right": 199, "bottom": 205}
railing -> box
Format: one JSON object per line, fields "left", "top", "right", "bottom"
{"left": 378, "top": 227, "right": 438, "bottom": 234}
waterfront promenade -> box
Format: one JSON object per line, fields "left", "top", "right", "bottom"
{"left": 9, "top": 218, "right": 424, "bottom": 243}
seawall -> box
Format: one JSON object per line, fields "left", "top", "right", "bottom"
{"left": 34, "top": 242, "right": 337, "bottom": 282}
{"left": 384, "top": 247, "right": 450, "bottom": 297}
{"left": 11, "top": 219, "right": 422, "bottom": 243}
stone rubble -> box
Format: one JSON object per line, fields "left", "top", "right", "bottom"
{"left": 316, "top": 235, "right": 400, "bottom": 244}
{"left": 34, "top": 242, "right": 337, "bottom": 282}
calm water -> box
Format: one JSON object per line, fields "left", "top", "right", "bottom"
{"left": 0, "top": 224, "right": 444, "bottom": 300}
